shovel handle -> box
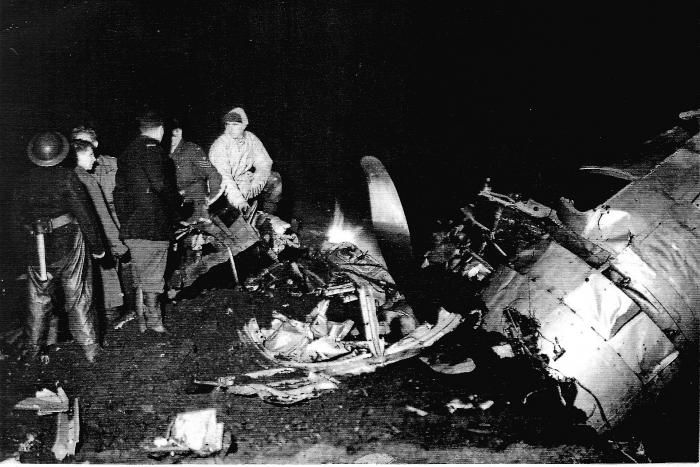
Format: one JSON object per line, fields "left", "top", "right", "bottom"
{"left": 36, "top": 233, "right": 47, "bottom": 281}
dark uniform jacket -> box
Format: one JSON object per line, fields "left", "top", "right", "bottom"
{"left": 114, "top": 135, "right": 180, "bottom": 241}
{"left": 171, "top": 140, "right": 222, "bottom": 204}
{"left": 11, "top": 165, "right": 106, "bottom": 266}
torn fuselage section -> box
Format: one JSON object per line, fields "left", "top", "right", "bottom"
{"left": 422, "top": 126, "right": 700, "bottom": 431}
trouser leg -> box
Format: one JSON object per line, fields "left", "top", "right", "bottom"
{"left": 124, "top": 239, "right": 169, "bottom": 333}
{"left": 135, "top": 287, "right": 146, "bottom": 333}
{"left": 99, "top": 260, "right": 123, "bottom": 325}
{"left": 26, "top": 265, "right": 55, "bottom": 357}
{"left": 46, "top": 315, "right": 60, "bottom": 346}
{"left": 259, "top": 171, "right": 282, "bottom": 214}
{"left": 60, "top": 232, "right": 98, "bottom": 362}
{"left": 143, "top": 291, "right": 166, "bottom": 333}
{"left": 119, "top": 259, "right": 138, "bottom": 318}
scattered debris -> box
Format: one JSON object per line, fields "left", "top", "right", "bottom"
{"left": 14, "top": 385, "right": 69, "bottom": 415}
{"left": 491, "top": 343, "right": 515, "bottom": 359}
{"left": 446, "top": 396, "right": 495, "bottom": 413}
{"left": 146, "top": 409, "right": 227, "bottom": 457}
{"left": 52, "top": 397, "right": 79, "bottom": 461}
{"left": 17, "top": 433, "right": 39, "bottom": 453}
{"left": 478, "top": 400, "right": 494, "bottom": 410}
{"left": 419, "top": 356, "right": 476, "bottom": 374}
{"left": 241, "top": 307, "right": 463, "bottom": 377}
{"left": 354, "top": 452, "right": 396, "bottom": 463}
{"left": 321, "top": 241, "right": 401, "bottom": 307}
{"left": 193, "top": 368, "right": 339, "bottom": 405}
{"left": 405, "top": 405, "right": 428, "bottom": 417}
{"left": 446, "top": 399, "right": 474, "bottom": 413}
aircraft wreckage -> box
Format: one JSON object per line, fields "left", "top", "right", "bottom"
{"left": 419, "top": 115, "right": 700, "bottom": 431}
{"left": 229, "top": 114, "right": 698, "bottom": 433}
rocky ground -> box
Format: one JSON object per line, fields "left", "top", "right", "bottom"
{"left": 0, "top": 194, "right": 697, "bottom": 464}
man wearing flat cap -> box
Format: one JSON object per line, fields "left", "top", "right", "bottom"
{"left": 208, "top": 107, "right": 282, "bottom": 214}
{"left": 113, "top": 111, "right": 180, "bottom": 333}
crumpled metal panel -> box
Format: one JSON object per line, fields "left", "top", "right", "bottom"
{"left": 607, "top": 312, "right": 678, "bottom": 383}
{"left": 481, "top": 129, "right": 700, "bottom": 432}
{"left": 612, "top": 242, "right": 700, "bottom": 348}
{"left": 540, "top": 304, "right": 643, "bottom": 429}
{"left": 510, "top": 240, "right": 594, "bottom": 301}
{"left": 481, "top": 266, "right": 561, "bottom": 324}
{"left": 562, "top": 272, "right": 637, "bottom": 340}
{"left": 643, "top": 149, "right": 700, "bottom": 205}
{"left": 579, "top": 126, "right": 694, "bottom": 180}
{"left": 482, "top": 258, "right": 646, "bottom": 429}
{"left": 583, "top": 141, "right": 700, "bottom": 348}
{"left": 610, "top": 249, "right": 685, "bottom": 346}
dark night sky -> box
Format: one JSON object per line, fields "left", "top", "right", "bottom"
{"left": 1, "top": 1, "right": 699, "bottom": 272}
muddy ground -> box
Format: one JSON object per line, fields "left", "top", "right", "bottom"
{"left": 0, "top": 194, "right": 697, "bottom": 464}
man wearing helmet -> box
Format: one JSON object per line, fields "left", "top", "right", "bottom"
{"left": 208, "top": 107, "right": 282, "bottom": 214}
{"left": 10, "top": 131, "right": 106, "bottom": 363}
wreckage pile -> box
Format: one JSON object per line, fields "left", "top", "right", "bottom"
{"left": 238, "top": 240, "right": 463, "bottom": 381}
{"left": 172, "top": 224, "right": 465, "bottom": 407}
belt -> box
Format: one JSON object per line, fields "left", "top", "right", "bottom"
{"left": 25, "top": 213, "right": 76, "bottom": 234}
{"left": 49, "top": 213, "right": 75, "bottom": 230}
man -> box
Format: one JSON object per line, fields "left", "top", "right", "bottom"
{"left": 72, "top": 139, "right": 130, "bottom": 327}
{"left": 169, "top": 119, "right": 222, "bottom": 223}
{"left": 71, "top": 126, "right": 136, "bottom": 326}
{"left": 11, "top": 131, "right": 105, "bottom": 362}
{"left": 71, "top": 126, "right": 119, "bottom": 215}
{"left": 208, "top": 107, "right": 282, "bottom": 214}
{"left": 167, "top": 119, "right": 226, "bottom": 289}
{"left": 113, "top": 111, "right": 180, "bottom": 333}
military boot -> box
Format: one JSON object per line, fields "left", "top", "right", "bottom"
{"left": 143, "top": 292, "right": 166, "bottom": 333}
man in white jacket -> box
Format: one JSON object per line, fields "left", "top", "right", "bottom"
{"left": 208, "top": 107, "right": 282, "bottom": 214}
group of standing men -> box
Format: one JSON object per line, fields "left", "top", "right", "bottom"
{"left": 12, "top": 107, "right": 282, "bottom": 363}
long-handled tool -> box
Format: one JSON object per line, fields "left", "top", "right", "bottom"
{"left": 33, "top": 220, "right": 48, "bottom": 281}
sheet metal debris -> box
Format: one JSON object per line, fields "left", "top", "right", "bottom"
{"left": 405, "top": 405, "right": 428, "bottom": 417}
{"left": 147, "top": 409, "right": 226, "bottom": 456}
{"left": 51, "top": 397, "right": 79, "bottom": 461}
{"left": 419, "top": 356, "right": 476, "bottom": 374}
{"left": 241, "top": 306, "right": 463, "bottom": 377}
{"left": 193, "top": 368, "right": 339, "bottom": 405}
{"left": 14, "top": 386, "right": 69, "bottom": 415}
{"left": 446, "top": 397, "right": 494, "bottom": 413}
{"left": 418, "top": 122, "right": 700, "bottom": 431}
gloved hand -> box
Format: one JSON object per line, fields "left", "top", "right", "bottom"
{"left": 250, "top": 174, "right": 267, "bottom": 197}
{"left": 229, "top": 196, "right": 250, "bottom": 212}
{"left": 223, "top": 181, "right": 250, "bottom": 212}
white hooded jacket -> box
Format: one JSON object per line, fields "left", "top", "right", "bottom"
{"left": 208, "top": 107, "right": 273, "bottom": 206}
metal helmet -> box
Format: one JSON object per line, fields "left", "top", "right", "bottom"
{"left": 26, "top": 131, "right": 69, "bottom": 167}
